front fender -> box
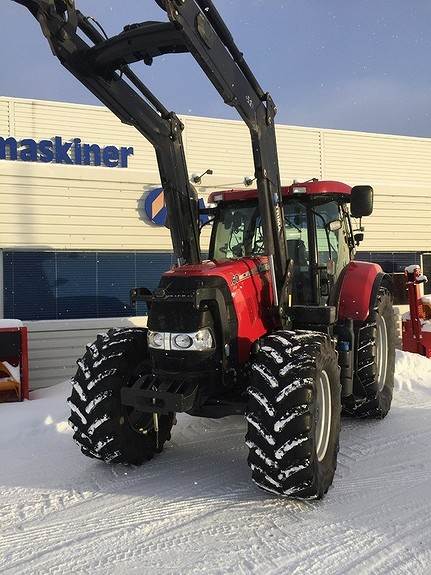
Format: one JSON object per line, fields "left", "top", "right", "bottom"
{"left": 338, "top": 261, "right": 386, "bottom": 322}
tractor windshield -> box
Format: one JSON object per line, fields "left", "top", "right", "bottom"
{"left": 210, "top": 200, "right": 308, "bottom": 260}
{"left": 210, "top": 198, "right": 349, "bottom": 304}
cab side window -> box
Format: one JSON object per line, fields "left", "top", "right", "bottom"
{"left": 314, "top": 200, "right": 350, "bottom": 277}
{"left": 314, "top": 201, "right": 340, "bottom": 266}
{"left": 212, "top": 205, "right": 259, "bottom": 260}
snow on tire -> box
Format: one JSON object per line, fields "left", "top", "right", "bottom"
{"left": 68, "top": 328, "right": 174, "bottom": 465}
{"left": 345, "top": 286, "right": 396, "bottom": 419}
{"left": 247, "top": 330, "right": 341, "bottom": 499}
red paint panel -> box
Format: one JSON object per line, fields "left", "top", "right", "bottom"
{"left": 338, "top": 261, "right": 383, "bottom": 321}
{"left": 164, "top": 257, "right": 275, "bottom": 362}
{"left": 20, "top": 327, "right": 30, "bottom": 400}
{"left": 402, "top": 320, "right": 431, "bottom": 358}
{"left": 164, "top": 258, "right": 383, "bottom": 360}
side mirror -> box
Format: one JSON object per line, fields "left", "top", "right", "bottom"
{"left": 351, "top": 185, "right": 373, "bottom": 218}
{"left": 354, "top": 232, "right": 364, "bottom": 246}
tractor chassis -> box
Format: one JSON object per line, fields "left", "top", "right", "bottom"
{"left": 121, "top": 299, "right": 357, "bottom": 418}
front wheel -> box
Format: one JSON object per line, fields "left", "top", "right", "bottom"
{"left": 247, "top": 331, "right": 341, "bottom": 499}
{"left": 68, "top": 328, "right": 174, "bottom": 465}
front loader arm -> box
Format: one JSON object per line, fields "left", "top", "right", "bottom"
{"left": 166, "top": 0, "right": 290, "bottom": 309}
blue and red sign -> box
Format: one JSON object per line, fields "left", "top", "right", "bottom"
{"left": 145, "top": 188, "right": 208, "bottom": 226}
{"left": 145, "top": 188, "right": 168, "bottom": 226}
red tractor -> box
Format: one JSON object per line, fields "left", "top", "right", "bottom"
{"left": 15, "top": 0, "right": 395, "bottom": 498}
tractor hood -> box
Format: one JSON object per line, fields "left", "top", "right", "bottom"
{"left": 163, "top": 257, "right": 271, "bottom": 292}
{"left": 156, "top": 256, "right": 276, "bottom": 363}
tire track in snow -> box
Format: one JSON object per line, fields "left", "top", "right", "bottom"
{"left": 1, "top": 418, "right": 246, "bottom": 536}
{"left": 6, "top": 493, "right": 252, "bottom": 575}
{"left": 264, "top": 473, "right": 431, "bottom": 574}
{"left": 0, "top": 422, "right": 252, "bottom": 573}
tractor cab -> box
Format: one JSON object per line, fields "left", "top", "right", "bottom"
{"left": 208, "top": 180, "right": 372, "bottom": 307}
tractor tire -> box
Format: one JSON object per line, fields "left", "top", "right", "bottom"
{"left": 247, "top": 331, "right": 341, "bottom": 499}
{"left": 345, "top": 286, "right": 396, "bottom": 418}
{"left": 68, "top": 328, "right": 174, "bottom": 465}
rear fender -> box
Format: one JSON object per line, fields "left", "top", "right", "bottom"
{"left": 338, "top": 261, "right": 389, "bottom": 322}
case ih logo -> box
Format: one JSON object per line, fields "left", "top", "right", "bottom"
{"left": 145, "top": 187, "right": 208, "bottom": 226}
{"left": 0, "top": 136, "right": 134, "bottom": 168}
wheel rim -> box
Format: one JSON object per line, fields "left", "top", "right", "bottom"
{"left": 375, "top": 314, "right": 388, "bottom": 392}
{"left": 315, "top": 370, "right": 332, "bottom": 462}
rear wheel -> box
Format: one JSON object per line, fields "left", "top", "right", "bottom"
{"left": 68, "top": 328, "right": 174, "bottom": 464}
{"left": 344, "top": 286, "right": 395, "bottom": 418}
{"left": 247, "top": 331, "right": 341, "bottom": 499}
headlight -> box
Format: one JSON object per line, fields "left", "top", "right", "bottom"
{"left": 193, "top": 328, "right": 214, "bottom": 351}
{"left": 171, "top": 329, "right": 214, "bottom": 351}
{"left": 148, "top": 331, "right": 164, "bottom": 348}
{"left": 173, "top": 334, "right": 193, "bottom": 349}
{"left": 148, "top": 328, "right": 214, "bottom": 351}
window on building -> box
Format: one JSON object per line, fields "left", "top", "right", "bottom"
{"left": 354, "top": 251, "right": 421, "bottom": 273}
{"left": 3, "top": 251, "right": 173, "bottom": 321}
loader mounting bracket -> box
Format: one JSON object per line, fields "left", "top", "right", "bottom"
{"left": 121, "top": 380, "right": 199, "bottom": 414}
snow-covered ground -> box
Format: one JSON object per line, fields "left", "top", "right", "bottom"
{"left": 1, "top": 350, "right": 431, "bottom": 575}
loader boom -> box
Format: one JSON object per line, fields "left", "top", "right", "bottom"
{"left": 12, "top": 0, "right": 289, "bottom": 319}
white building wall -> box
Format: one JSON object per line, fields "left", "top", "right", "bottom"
{"left": 0, "top": 164, "right": 172, "bottom": 250}
{"left": 321, "top": 130, "right": 431, "bottom": 251}
{"left": 0, "top": 100, "right": 9, "bottom": 134}
{"left": 2, "top": 97, "right": 431, "bottom": 253}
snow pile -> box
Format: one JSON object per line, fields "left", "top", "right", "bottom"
{"left": 404, "top": 264, "right": 421, "bottom": 274}
{"left": 0, "top": 352, "right": 431, "bottom": 574}
{"left": 0, "top": 319, "right": 23, "bottom": 328}
{"left": 394, "top": 349, "right": 431, "bottom": 396}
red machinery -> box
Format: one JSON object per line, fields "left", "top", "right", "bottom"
{"left": 402, "top": 265, "right": 431, "bottom": 358}
{"left": 13, "top": 0, "right": 396, "bottom": 499}
{"left": 0, "top": 322, "right": 30, "bottom": 402}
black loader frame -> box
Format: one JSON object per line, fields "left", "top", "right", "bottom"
{"left": 13, "top": 0, "right": 290, "bottom": 319}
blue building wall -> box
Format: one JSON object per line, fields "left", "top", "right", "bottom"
{"left": 3, "top": 251, "right": 173, "bottom": 320}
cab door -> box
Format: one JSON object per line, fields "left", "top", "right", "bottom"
{"left": 313, "top": 200, "right": 351, "bottom": 304}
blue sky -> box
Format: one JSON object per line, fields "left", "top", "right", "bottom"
{"left": 2, "top": 1, "right": 431, "bottom": 137}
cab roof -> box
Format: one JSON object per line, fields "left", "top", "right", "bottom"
{"left": 208, "top": 180, "right": 351, "bottom": 204}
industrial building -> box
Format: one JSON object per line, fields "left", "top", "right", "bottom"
{"left": 1, "top": 96, "right": 430, "bottom": 388}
